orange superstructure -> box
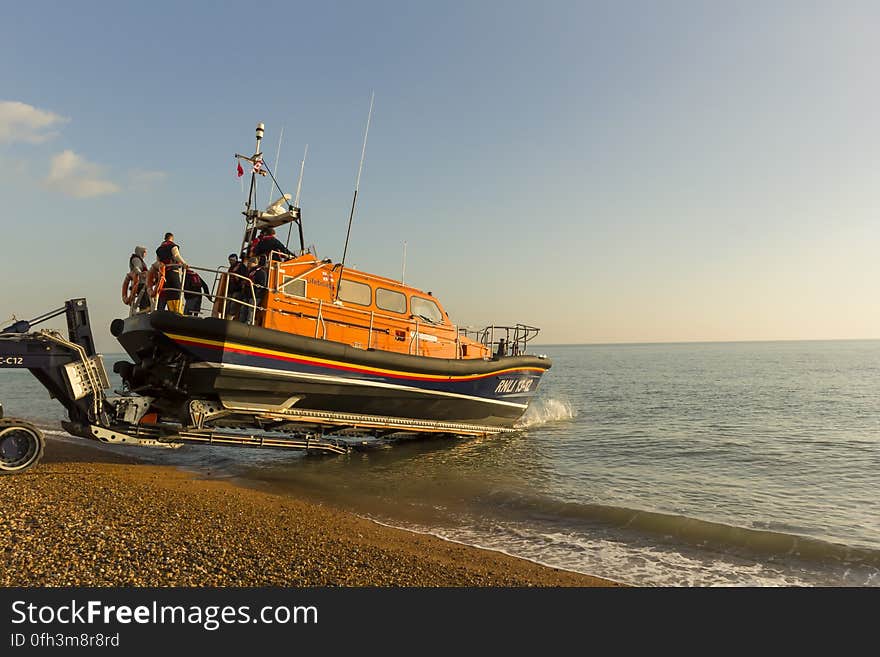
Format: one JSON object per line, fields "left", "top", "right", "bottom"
{"left": 214, "top": 252, "right": 491, "bottom": 361}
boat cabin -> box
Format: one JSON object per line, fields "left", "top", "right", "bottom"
{"left": 208, "top": 251, "right": 493, "bottom": 361}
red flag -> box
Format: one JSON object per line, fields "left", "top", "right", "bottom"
{"left": 236, "top": 161, "right": 244, "bottom": 178}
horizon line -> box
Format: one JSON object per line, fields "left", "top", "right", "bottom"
{"left": 533, "top": 336, "right": 880, "bottom": 348}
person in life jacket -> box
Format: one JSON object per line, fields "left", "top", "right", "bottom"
{"left": 155, "top": 232, "right": 187, "bottom": 313}
{"left": 238, "top": 256, "right": 268, "bottom": 324}
{"left": 253, "top": 226, "right": 294, "bottom": 262}
{"left": 183, "top": 269, "right": 212, "bottom": 316}
{"left": 247, "top": 231, "right": 261, "bottom": 259}
{"left": 128, "top": 246, "right": 151, "bottom": 311}
{"left": 225, "top": 253, "right": 247, "bottom": 319}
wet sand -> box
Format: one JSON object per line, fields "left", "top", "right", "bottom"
{"left": 0, "top": 438, "right": 623, "bottom": 587}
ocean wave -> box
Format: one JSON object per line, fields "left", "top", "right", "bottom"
{"left": 474, "top": 489, "right": 880, "bottom": 571}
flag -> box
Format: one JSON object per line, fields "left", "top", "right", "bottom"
{"left": 253, "top": 158, "right": 263, "bottom": 174}
{"left": 236, "top": 161, "right": 244, "bottom": 178}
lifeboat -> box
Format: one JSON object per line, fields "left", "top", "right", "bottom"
{"left": 111, "top": 123, "right": 551, "bottom": 437}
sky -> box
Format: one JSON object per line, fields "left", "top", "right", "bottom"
{"left": 1, "top": 1, "right": 879, "bottom": 351}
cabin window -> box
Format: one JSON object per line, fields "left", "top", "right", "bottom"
{"left": 411, "top": 296, "right": 443, "bottom": 323}
{"left": 338, "top": 279, "right": 372, "bottom": 306}
{"left": 376, "top": 288, "right": 407, "bottom": 314}
{"left": 281, "top": 276, "right": 306, "bottom": 297}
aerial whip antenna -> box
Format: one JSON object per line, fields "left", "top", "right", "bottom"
{"left": 335, "top": 91, "right": 374, "bottom": 301}
{"left": 287, "top": 143, "right": 308, "bottom": 251}
{"left": 401, "top": 240, "right": 407, "bottom": 284}
{"left": 271, "top": 126, "right": 284, "bottom": 209}
{"left": 294, "top": 144, "right": 308, "bottom": 208}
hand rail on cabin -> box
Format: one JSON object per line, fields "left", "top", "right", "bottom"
{"left": 409, "top": 318, "right": 420, "bottom": 355}
{"left": 314, "top": 300, "right": 323, "bottom": 339}
{"left": 268, "top": 256, "right": 477, "bottom": 357}
{"left": 266, "top": 250, "right": 335, "bottom": 295}
{"left": 134, "top": 260, "right": 493, "bottom": 357}
{"left": 270, "top": 256, "right": 326, "bottom": 292}
{"left": 274, "top": 293, "right": 467, "bottom": 357}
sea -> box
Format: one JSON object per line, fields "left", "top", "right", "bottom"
{"left": 2, "top": 341, "right": 878, "bottom": 587}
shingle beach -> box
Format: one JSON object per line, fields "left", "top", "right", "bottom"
{"left": 0, "top": 438, "right": 622, "bottom": 587}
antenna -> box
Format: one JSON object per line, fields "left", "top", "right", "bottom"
{"left": 253, "top": 122, "right": 264, "bottom": 212}
{"left": 294, "top": 144, "right": 308, "bottom": 207}
{"left": 335, "top": 91, "right": 375, "bottom": 300}
{"left": 271, "top": 126, "right": 284, "bottom": 209}
{"left": 402, "top": 240, "right": 407, "bottom": 284}
{"left": 287, "top": 143, "right": 309, "bottom": 251}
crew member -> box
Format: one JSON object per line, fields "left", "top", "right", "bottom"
{"left": 128, "top": 245, "right": 150, "bottom": 311}
{"left": 225, "top": 253, "right": 247, "bottom": 319}
{"left": 239, "top": 256, "right": 267, "bottom": 324}
{"left": 183, "top": 269, "right": 212, "bottom": 316}
{"left": 155, "top": 232, "right": 187, "bottom": 313}
{"left": 254, "top": 227, "right": 294, "bottom": 262}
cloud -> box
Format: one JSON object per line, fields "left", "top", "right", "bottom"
{"left": 1, "top": 102, "right": 123, "bottom": 199}
{"left": 44, "top": 150, "right": 120, "bottom": 198}
{"left": 0, "top": 101, "right": 69, "bottom": 144}
{"left": 127, "top": 169, "right": 168, "bottom": 191}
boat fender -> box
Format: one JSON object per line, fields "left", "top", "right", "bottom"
{"left": 122, "top": 272, "right": 139, "bottom": 305}
{"left": 147, "top": 263, "right": 166, "bottom": 299}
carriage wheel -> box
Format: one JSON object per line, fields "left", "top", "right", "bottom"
{"left": 0, "top": 419, "right": 45, "bottom": 475}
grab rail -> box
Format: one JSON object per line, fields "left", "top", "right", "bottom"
{"left": 130, "top": 261, "right": 505, "bottom": 357}
{"left": 137, "top": 264, "right": 260, "bottom": 325}
{"left": 457, "top": 324, "right": 541, "bottom": 358}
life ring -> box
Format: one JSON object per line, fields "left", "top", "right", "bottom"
{"left": 121, "top": 272, "right": 139, "bottom": 305}
{"left": 146, "top": 264, "right": 166, "bottom": 299}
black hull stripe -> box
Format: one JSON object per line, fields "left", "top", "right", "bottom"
{"left": 134, "top": 312, "right": 553, "bottom": 376}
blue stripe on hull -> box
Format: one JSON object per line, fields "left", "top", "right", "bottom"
{"left": 179, "top": 342, "right": 543, "bottom": 409}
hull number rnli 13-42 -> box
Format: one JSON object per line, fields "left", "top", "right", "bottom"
{"left": 495, "top": 378, "right": 534, "bottom": 394}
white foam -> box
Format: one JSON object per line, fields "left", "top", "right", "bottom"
{"left": 366, "top": 519, "right": 817, "bottom": 587}
{"left": 515, "top": 397, "right": 576, "bottom": 428}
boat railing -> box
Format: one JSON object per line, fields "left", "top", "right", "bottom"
{"left": 457, "top": 324, "right": 541, "bottom": 359}
{"left": 170, "top": 250, "right": 306, "bottom": 323}
{"left": 212, "top": 266, "right": 260, "bottom": 324}
{"left": 267, "top": 249, "right": 300, "bottom": 264}
{"left": 127, "top": 263, "right": 194, "bottom": 316}
{"left": 201, "top": 265, "right": 259, "bottom": 323}
{"left": 130, "top": 260, "right": 506, "bottom": 358}
{"left": 130, "top": 264, "right": 261, "bottom": 325}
